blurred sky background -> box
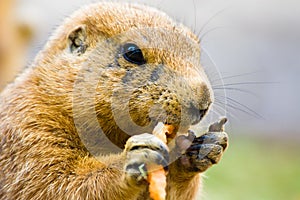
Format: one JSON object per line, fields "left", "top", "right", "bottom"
{"left": 5, "top": 0, "right": 300, "bottom": 199}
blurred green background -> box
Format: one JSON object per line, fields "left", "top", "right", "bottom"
{"left": 202, "top": 135, "right": 300, "bottom": 200}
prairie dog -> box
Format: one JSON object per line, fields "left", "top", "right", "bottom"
{"left": 0, "top": 2, "right": 228, "bottom": 200}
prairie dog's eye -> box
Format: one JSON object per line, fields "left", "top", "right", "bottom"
{"left": 122, "top": 43, "right": 146, "bottom": 65}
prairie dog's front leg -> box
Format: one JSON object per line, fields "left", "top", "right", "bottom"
{"left": 167, "top": 119, "right": 229, "bottom": 200}
{"left": 43, "top": 133, "right": 168, "bottom": 200}
{"left": 123, "top": 133, "right": 169, "bottom": 189}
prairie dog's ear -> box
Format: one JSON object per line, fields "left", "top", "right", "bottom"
{"left": 68, "top": 26, "right": 87, "bottom": 56}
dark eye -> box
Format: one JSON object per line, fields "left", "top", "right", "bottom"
{"left": 122, "top": 43, "right": 146, "bottom": 65}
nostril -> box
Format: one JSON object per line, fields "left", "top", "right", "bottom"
{"left": 199, "top": 108, "right": 209, "bottom": 117}
{"left": 189, "top": 103, "right": 209, "bottom": 125}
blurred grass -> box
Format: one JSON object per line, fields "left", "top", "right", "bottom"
{"left": 202, "top": 136, "right": 300, "bottom": 200}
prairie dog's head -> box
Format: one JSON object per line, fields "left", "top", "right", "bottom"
{"left": 35, "top": 2, "right": 213, "bottom": 148}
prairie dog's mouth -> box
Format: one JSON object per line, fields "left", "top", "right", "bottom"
{"left": 152, "top": 122, "right": 177, "bottom": 144}
{"left": 153, "top": 106, "right": 209, "bottom": 144}
{"left": 190, "top": 108, "right": 209, "bottom": 125}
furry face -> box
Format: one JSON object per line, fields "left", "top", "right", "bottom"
{"left": 0, "top": 3, "right": 227, "bottom": 200}
{"left": 72, "top": 26, "right": 213, "bottom": 149}
{"left": 28, "top": 3, "right": 213, "bottom": 141}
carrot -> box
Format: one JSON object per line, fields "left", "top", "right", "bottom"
{"left": 152, "top": 123, "right": 174, "bottom": 143}
{"left": 147, "top": 164, "right": 167, "bottom": 200}
{"left": 147, "top": 122, "right": 174, "bottom": 200}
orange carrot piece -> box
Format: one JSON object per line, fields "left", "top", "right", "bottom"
{"left": 148, "top": 164, "right": 167, "bottom": 200}
{"left": 148, "top": 122, "right": 174, "bottom": 200}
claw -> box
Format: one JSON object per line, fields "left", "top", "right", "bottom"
{"left": 208, "top": 117, "right": 227, "bottom": 132}
{"left": 174, "top": 118, "right": 229, "bottom": 173}
{"left": 139, "top": 164, "right": 147, "bottom": 179}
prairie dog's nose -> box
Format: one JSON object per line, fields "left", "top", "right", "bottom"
{"left": 185, "top": 82, "right": 212, "bottom": 125}
{"left": 188, "top": 102, "right": 209, "bottom": 125}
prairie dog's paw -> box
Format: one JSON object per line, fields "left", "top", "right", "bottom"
{"left": 123, "top": 133, "right": 169, "bottom": 187}
{"left": 175, "top": 119, "right": 228, "bottom": 173}
{"left": 182, "top": 131, "right": 228, "bottom": 172}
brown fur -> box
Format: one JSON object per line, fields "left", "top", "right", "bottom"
{"left": 0, "top": 2, "right": 215, "bottom": 199}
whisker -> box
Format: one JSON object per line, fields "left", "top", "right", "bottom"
{"left": 208, "top": 108, "right": 227, "bottom": 119}
{"left": 213, "top": 99, "right": 231, "bottom": 110}
{"left": 211, "top": 102, "right": 240, "bottom": 121}
{"left": 206, "top": 69, "right": 221, "bottom": 79}
{"left": 217, "top": 96, "right": 264, "bottom": 119}
{"left": 213, "top": 81, "right": 279, "bottom": 87}
{"left": 211, "top": 71, "right": 263, "bottom": 82}
{"left": 213, "top": 87, "right": 258, "bottom": 97}
{"left": 197, "top": 7, "right": 230, "bottom": 37}
{"left": 212, "top": 100, "right": 227, "bottom": 113}
{"left": 224, "top": 102, "right": 261, "bottom": 120}
{"left": 200, "top": 26, "right": 232, "bottom": 40}
{"left": 200, "top": 46, "right": 227, "bottom": 98}
{"left": 214, "top": 98, "right": 262, "bottom": 120}
{"left": 209, "top": 107, "right": 223, "bottom": 116}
